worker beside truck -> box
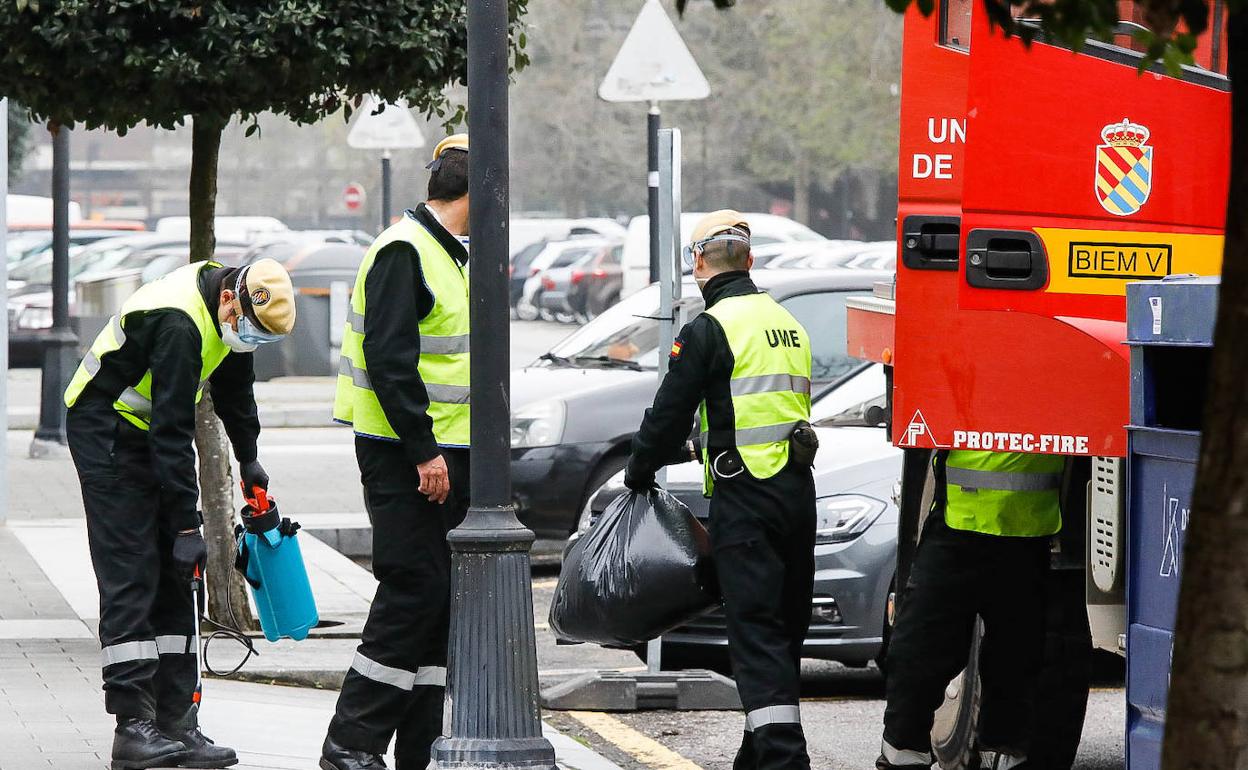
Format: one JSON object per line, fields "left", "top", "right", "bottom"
{"left": 877, "top": 450, "right": 1061, "bottom": 770}
{"left": 63, "top": 257, "right": 297, "bottom": 770}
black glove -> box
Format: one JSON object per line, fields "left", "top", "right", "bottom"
{"left": 172, "top": 530, "right": 208, "bottom": 579}
{"left": 239, "top": 460, "right": 269, "bottom": 496}
{"left": 623, "top": 459, "right": 656, "bottom": 493}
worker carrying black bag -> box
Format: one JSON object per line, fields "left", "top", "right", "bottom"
{"left": 550, "top": 488, "right": 719, "bottom": 648}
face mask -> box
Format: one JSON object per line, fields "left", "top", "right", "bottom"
{"left": 221, "top": 322, "right": 258, "bottom": 353}
{"left": 237, "top": 314, "right": 284, "bottom": 346}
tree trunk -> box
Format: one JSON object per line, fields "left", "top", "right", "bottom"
{"left": 793, "top": 151, "right": 812, "bottom": 226}
{"left": 188, "top": 115, "right": 257, "bottom": 631}
{"left": 1161, "top": 12, "right": 1248, "bottom": 768}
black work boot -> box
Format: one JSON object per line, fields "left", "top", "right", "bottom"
{"left": 161, "top": 726, "right": 239, "bottom": 768}
{"left": 112, "top": 717, "right": 188, "bottom": 770}
{"left": 320, "top": 735, "right": 387, "bottom": 770}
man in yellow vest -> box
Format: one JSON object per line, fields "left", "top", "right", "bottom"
{"left": 323, "top": 134, "right": 471, "bottom": 770}
{"left": 64, "top": 257, "right": 296, "bottom": 770}
{"left": 625, "top": 210, "right": 818, "bottom": 770}
{"left": 876, "top": 450, "right": 1061, "bottom": 770}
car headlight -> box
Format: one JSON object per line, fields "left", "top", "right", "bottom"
{"left": 510, "top": 401, "right": 566, "bottom": 448}
{"left": 815, "top": 494, "right": 887, "bottom": 544}
{"left": 16, "top": 305, "right": 53, "bottom": 330}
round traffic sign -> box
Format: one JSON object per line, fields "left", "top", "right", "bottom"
{"left": 344, "top": 183, "right": 365, "bottom": 212}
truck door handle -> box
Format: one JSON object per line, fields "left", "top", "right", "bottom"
{"left": 901, "top": 215, "right": 960, "bottom": 271}
{"left": 965, "top": 229, "right": 1048, "bottom": 290}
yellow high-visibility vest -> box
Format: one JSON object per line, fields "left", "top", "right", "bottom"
{"left": 943, "top": 450, "right": 1063, "bottom": 537}
{"left": 64, "top": 261, "right": 230, "bottom": 431}
{"left": 333, "top": 215, "right": 470, "bottom": 447}
{"left": 699, "top": 292, "right": 812, "bottom": 496}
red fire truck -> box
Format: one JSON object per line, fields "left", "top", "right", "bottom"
{"left": 846, "top": 0, "right": 1230, "bottom": 765}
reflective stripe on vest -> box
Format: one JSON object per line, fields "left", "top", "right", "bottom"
{"left": 698, "top": 292, "right": 812, "bottom": 496}
{"left": 64, "top": 262, "right": 232, "bottom": 431}
{"left": 332, "top": 214, "right": 471, "bottom": 446}
{"left": 943, "top": 450, "right": 1063, "bottom": 537}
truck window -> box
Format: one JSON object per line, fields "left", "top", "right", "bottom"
{"left": 1017, "top": 0, "right": 1228, "bottom": 81}
{"left": 940, "top": 0, "right": 972, "bottom": 50}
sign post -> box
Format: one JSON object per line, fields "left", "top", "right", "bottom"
{"left": 599, "top": 0, "right": 709, "bottom": 284}
{"left": 346, "top": 96, "right": 425, "bottom": 231}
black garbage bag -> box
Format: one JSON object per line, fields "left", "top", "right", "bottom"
{"left": 549, "top": 488, "right": 719, "bottom": 647}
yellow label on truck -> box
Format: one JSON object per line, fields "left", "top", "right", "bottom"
{"left": 1037, "top": 228, "right": 1223, "bottom": 296}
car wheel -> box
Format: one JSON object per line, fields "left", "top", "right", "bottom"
{"left": 633, "top": 642, "right": 733, "bottom": 676}
{"left": 516, "top": 299, "right": 540, "bottom": 322}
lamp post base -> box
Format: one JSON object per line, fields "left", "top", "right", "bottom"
{"left": 432, "top": 507, "right": 556, "bottom": 770}
{"left": 30, "top": 328, "right": 78, "bottom": 458}
{"left": 430, "top": 736, "right": 556, "bottom": 770}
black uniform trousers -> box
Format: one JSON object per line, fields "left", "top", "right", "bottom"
{"left": 709, "top": 460, "right": 817, "bottom": 770}
{"left": 328, "top": 439, "right": 469, "bottom": 768}
{"left": 66, "top": 398, "right": 199, "bottom": 728}
{"left": 881, "top": 507, "right": 1050, "bottom": 763}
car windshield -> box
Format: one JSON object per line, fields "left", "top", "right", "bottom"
{"left": 6, "top": 234, "right": 50, "bottom": 265}
{"left": 548, "top": 284, "right": 869, "bottom": 376}
{"left": 778, "top": 290, "right": 870, "bottom": 382}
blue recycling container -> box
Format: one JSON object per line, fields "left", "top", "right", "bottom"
{"left": 1124, "top": 276, "right": 1218, "bottom": 770}
{"left": 237, "top": 501, "right": 319, "bottom": 642}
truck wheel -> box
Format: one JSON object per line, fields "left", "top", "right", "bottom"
{"left": 931, "top": 620, "right": 984, "bottom": 770}
{"left": 930, "top": 569, "right": 1093, "bottom": 770}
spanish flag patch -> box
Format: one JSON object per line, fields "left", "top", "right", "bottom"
{"left": 669, "top": 339, "right": 684, "bottom": 359}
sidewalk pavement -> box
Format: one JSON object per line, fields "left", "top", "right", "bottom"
{"left": 0, "top": 514, "right": 623, "bottom": 769}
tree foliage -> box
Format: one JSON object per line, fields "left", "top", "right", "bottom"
{"left": 0, "top": 0, "right": 528, "bottom": 132}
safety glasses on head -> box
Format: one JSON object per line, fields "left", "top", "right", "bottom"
{"left": 682, "top": 231, "right": 752, "bottom": 268}
{"left": 234, "top": 268, "right": 286, "bottom": 346}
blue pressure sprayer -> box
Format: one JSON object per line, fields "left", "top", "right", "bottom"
{"left": 234, "top": 485, "right": 319, "bottom": 641}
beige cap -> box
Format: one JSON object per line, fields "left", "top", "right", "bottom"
{"left": 431, "top": 133, "right": 469, "bottom": 162}
{"left": 243, "top": 259, "right": 295, "bottom": 335}
{"left": 691, "top": 209, "right": 750, "bottom": 245}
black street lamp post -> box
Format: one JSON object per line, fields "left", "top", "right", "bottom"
{"left": 31, "top": 124, "right": 78, "bottom": 456}
{"left": 430, "top": 1, "right": 557, "bottom": 768}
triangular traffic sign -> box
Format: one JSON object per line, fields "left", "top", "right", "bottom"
{"left": 599, "top": 0, "right": 710, "bottom": 103}
{"left": 347, "top": 96, "right": 426, "bottom": 150}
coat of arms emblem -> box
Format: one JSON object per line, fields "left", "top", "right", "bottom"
{"left": 1096, "top": 118, "right": 1153, "bottom": 216}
